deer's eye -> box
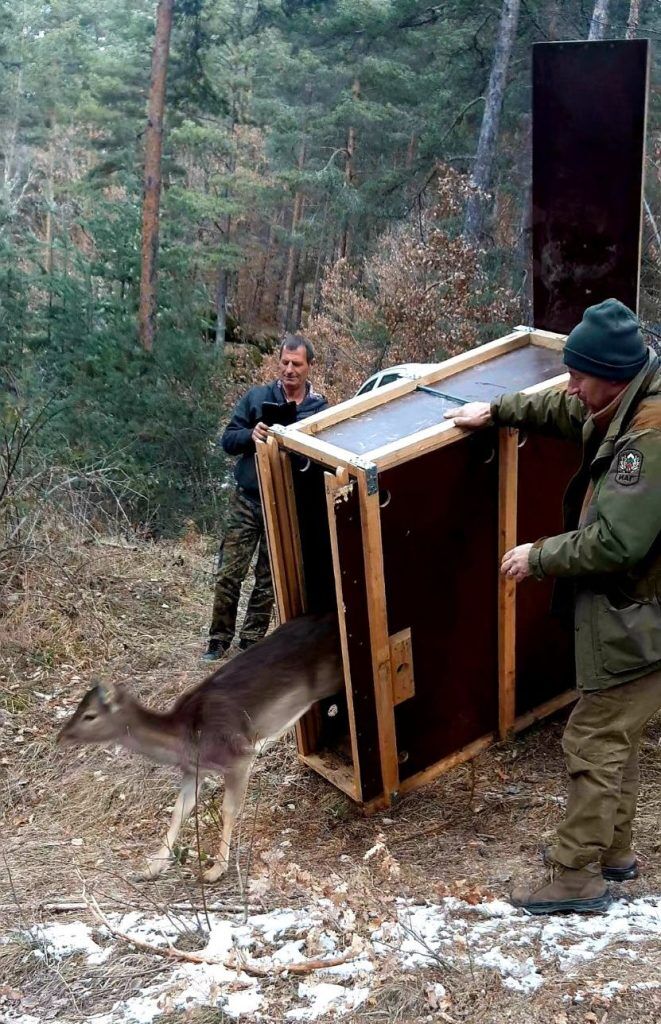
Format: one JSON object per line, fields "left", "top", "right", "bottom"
{"left": 81, "top": 711, "right": 98, "bottom": 722}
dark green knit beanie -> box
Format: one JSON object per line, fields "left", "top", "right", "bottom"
{"left": 563, "top": 298, "right": 647, "bottom": 380}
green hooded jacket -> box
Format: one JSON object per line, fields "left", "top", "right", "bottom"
{"left": 492, "top": 351, "right": 661, "bottom": 690}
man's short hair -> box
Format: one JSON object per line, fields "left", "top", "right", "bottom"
{"left": 279, "top": 333, "right": 315, "bottom": 364}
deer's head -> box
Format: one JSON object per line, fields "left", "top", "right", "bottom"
{"left": 57, "top": 682, "right": 130, "bottom": 746}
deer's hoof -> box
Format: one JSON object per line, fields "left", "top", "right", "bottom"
{"left": 203, "top": 860, "right": 228, "bottom": 883}
{"left": 137, "top": 851, "right": 172, "bottom": 880}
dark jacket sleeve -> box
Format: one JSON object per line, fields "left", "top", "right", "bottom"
{"left": 220, "top": 390, "right": 257, "bottom": 456}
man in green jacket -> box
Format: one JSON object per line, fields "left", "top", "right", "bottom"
{"left": 446, "top": 298, "right": 661, "bottom": 915}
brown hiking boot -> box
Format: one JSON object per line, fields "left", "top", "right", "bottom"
{"left": 510, "top": 863, "right": 612, "bottom": 915}
{"left": 600, "top": 850, "right": 639, "bottom": 882}
{"left": 542, "top": 846, "right": 638, "bottom": 883}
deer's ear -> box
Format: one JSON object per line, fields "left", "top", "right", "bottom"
{"left": 96, "top": 681, "right": 123, "bottom": 711}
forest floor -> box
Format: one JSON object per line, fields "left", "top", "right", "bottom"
{"left": 1, "top": 532, "right": 661, "bottom": 1024}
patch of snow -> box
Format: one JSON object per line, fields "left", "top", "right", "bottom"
{"left": 28, "top": 921, "right": 107, "bottom": 960}
{"left": 600, "top": 981, "right": 625, "bottom": 999}
{"left": 316, "top": 957, "right": 374, "bottom": 980}
{"left": 475, "top": 947, "right": 543, "bottom": 993}
{"left": 248, "top": 907, "right": 318, "bottom": 943}
{"left": 286, "top": 981, "right": 370, "bottom": 1020}
{"left": 373, "top": 893, "right": 661, "bottom": 992}
{"left": 223, "top": 987, "right": 264, "bottom": 1017}
{"left": 93, "top": 993, "right": 163, "bottom": 1024}
{"left": 270, "top": 939, "right": 307, "bottom": 964}
{"left": 12, "top": 892, "right": 661, "bottom": 1023}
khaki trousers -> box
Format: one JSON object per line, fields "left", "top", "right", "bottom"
{"left": 549, "top": 668, "right": 661, "bottom": 869}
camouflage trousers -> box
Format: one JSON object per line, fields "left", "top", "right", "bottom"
{"left": 208, "top": 487, "right": 274, "bottom": 647}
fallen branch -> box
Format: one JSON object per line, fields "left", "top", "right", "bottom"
{"left": 84, "top": 892, "right": 361, "bottom": 977}
{"left": 28, "top": 900, "right": 259, "bottom": 916}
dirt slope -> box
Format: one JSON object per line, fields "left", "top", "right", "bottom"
{"left": 1, "top": 534, "right": 660, "bottom": 1023}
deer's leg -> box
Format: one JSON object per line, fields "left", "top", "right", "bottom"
{"left": 139, "top": 774, "right": 200, "bottom": 880}
{"left": 204, "top": 758, "right": 253, "bottom": 883}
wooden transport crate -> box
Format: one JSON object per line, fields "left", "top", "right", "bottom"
{"left": 256, "top": 327, "right": 583, "bottom": 810}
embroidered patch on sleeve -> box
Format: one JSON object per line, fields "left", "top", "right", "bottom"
{"left": 615, "top": 449, "right": 643, "bottom": 486}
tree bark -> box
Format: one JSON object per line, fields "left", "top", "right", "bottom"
{"left": 215, "top": 216, "right": 230, "bottom": 356}
{"left": 339, "top": 79, "right": 360, "bottom": 260}
{"left": 516, "top": 113, "right": 533, "bottom": 326}
{"left": 310, "top": 206, "right": 330, "bottom": 315}
{"left": 405, "top": 132, "right": 417, "bottom": 169}
{"left": 293, "top": 276, "right": 305, "bottom": 330}
{"left": 283, "top": 139, "right": 307, "bottom": 330}
{"left": 588, "top": 0, "right": 612, "bottom": 40}
{"left": 138, "top": 0, "right": 174, "bottom": 353}
{"left": 251, "top": 221, "right": 275, "bottom": 323}
{"left": 626, "top": 0, "right": 641, "bottom": 38}
{"left": 463, "top": 0, "right": 521, "bottom": 244}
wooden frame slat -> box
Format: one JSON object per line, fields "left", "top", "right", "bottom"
{"left": 356, "top": 470, "right": 399, "bottom": 800}
{"left": 367, "top": 420, "right": 464, "bottom": 470}
{"left": 260, "top": 439, "right": 318, "bottom": 755}
{"left": 514, "top": 689, "right": 577, "bottom": 732}
{"left": 279, "top": 450, "right": 307, "bottom": 611}
{"left": 396, "top": 733, "right": 495, "bottom": 795}
{"left": 324, "top": 468, "right": 364, "bottom": 801}
{"left": 267, "top": 436, "right": 304, "bottom": 618}
{"left": 498, "top": 428, "right": 518, "bottom": 739}
{"left": 255, "top": 441, "right": 291, "bottom": 621}
{"left": 299, "top": 752, "right": 358, "bottom": 801}
{"left": 530, "top": 329, "right": 567, "bottom": 350}
{"left": 276, "top": 448, "right": 322, "bottom": 757}
{"left": 269, "top": 426, "right": 354, "bottom": 473}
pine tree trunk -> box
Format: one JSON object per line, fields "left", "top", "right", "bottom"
{"left": 215, "top": 223, "right": 230, "bottom": 356}
{"left": 339, "top": 79, "right": 360, "bottom": 260}
{"left": 310, "top": 202, "right": 330, "bottom": 314}
{"left": 588, "top": 0, "right": 611, "bottom": 39}
{"left": 284, "top": 252, "right": 300, "bottom": 330}
{"left": 45, "top": 126, "right": 55, "bottom": 343}
{"left": 45, "top": 134, "right": 54, "bottom": 277}
{"left": 405, "top": 132, "right": 417, "bottom": 169}
{"left": 251, "top": 221, "right": 275, "bottom": 322}
{"left": 626, "top": 0, "right": 641, "bottom": 37}
{"left": 214, "top": 109, "right": 237, "bottom": 353}
{"left": 516, "top": 113, "right": 533, "bottom": 325}
{"left": 293, "top": 273, "right": 305, "bottom": 330}
{"left": 282, "top": 139, "right": 307, "bottom": 329}
{"left": 547, "top": 0, "right": 561, "bottom": 39}
{"left": 138, "top": 0, "right": 174, "bottom": 353}
{"left": 463, "top": 0, "right": 521, "bottom": 244}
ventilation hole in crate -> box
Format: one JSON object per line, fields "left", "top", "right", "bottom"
{"left": 517, "top": 431, "right": 528, "bottom": 449}
{"left": 327, "top": 704, "right": 339, "bottom": 718}
{"left": 379, "top": 488, "right": 391, "bottom": 508}
{"left": 398, "top": 750, "right": 409, "bottom": 764}
{"left": 299, "top": 458, "right": 311, "bottom": 472}
{"left": 483, "top": 447, "right": 496, "bottom": 464}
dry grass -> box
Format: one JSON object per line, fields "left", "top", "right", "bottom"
{"left": 2, "top": 522, "right": 661, "bottom": 1022}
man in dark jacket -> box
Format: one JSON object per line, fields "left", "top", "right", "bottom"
{"left": 203, "top": 334, "right": 327, "bottom": 660}
{"left": 446, "top": 298, "right": 661, "bottom": 915}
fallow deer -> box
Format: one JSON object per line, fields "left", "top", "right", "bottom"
{"left": 57, "top": 613, "right": 341, "bottom": 881}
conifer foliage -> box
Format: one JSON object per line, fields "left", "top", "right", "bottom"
{"left": 0, "top": 0, "right": 658, "bottom": 532}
